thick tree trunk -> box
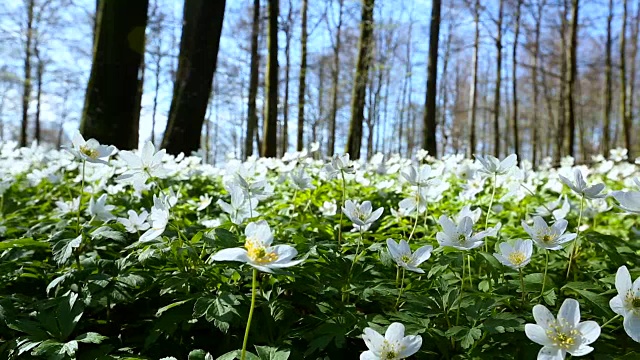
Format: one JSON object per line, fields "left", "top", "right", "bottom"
{"left": 296, "top": 0, "right": 308, "bottom": 151}
{"left": 493, "top": 0, "right": 503, "bottom": 157}
{"left": 512, "top": 0, "right": 522, "bottom": 162}
{"left": 422, "top": 0, "right": 441, "bottom": 157}
{"left": 262, "top": 0, "right": 279, "bottom": 157}
{"left": 81, "top": 0, "right": 148, "bottom": 150}
{"left": 603, "top": 0, "right": 613, "bottom": 155}
{"left": 327, "top": 0, "right": 343, "bottom": 156}
{"left": 467, "top": 0, "right": 480, "bottom": 157}
{"left": 244, "top": 0, "right": 260, "bottom": 158}
{"left": 161, "top": 0, "right": 225, "bottom": 155}
{"left": 34, "top": 56, "right": 43, "bottom": 143}
{"left": 565, "top": 0, "right": 578, "bottom": 158}
{"left": 20, "top": 0, "right": 35, "bottom": 147}
{"left": 346, "top": 0, "right": 375, "bottom": 159}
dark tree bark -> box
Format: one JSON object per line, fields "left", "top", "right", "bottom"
{"left": 280, "top": 0, "right": 293, "bottom": 156}
{"left": 603, "top": 0, "right": 613, "bottom": 155}
{"left": 492, "top": 0, "right": 503, "bottom": 157}
{"left": 20, "top": 0, "right": 35, "bottom": 147}
{"left": 530, "top": 0, "right": 543, "bottom": 167}
{"left": 161, "top": 0, "right": 226, "bottom": 155}
{"left": 467, "top": 0, "right": 480, "bottom": 157}
{"left": 261, "top": 0, "right": 279, "bottom": 157}
{"left": 629, "top": 0, "right": 640, "bottom": 159}
{"left": 34, "top": 52, "right": 43, "bottom": 143}
{"left": 565, "top": 0, "right": 578, "bottom": 158}
{"left": 422, "top": 0, "right": 441, "bottom": 157}
{"left": 620, "top": 0, "right": 632, "bottom": 159}
{"left": 81, "top": 0, "right": 149, "bottom": 150}
{"left": 244, "top": 0, "right": 260, "bottom": 158}
{"left": 346, "top": 0, "right": 375, "bottom": 159}
{"left": 296, "top": 0, "right": 308, "bottom": 151}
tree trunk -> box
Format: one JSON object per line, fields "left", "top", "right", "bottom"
{"left": 244, "top": 0, "right": 260, "bottom": 158}
{"left": 493, "top": 0, "right": 503, "bottom": 157}
{"left": 556, "top": 0, "right": 568, "bottom": 162}
{"left": 327, "top": 0, "right": 344, "bottom": 156}
{"left": 161, "top": 0, "right": 225, "bottom": 155}
{"left": 34, "top": 54, "right": 43, "bottom": 143}
{"left": 565, "top": 0, "right": 579, "bottom": 158}
{"left": 296, "top": 0, "right": 308, "bottom": 151}
{"left": 20, "top": 0, "right": 35, "bottom": 147}
{"left": 346, "top": 0, "right": 375, "bottom": 159}
{"left": 150, "top": 35, "right": 162, "bottom": 146}
{"left": 422, "top": 0, "right": 441, "bottom": 157}
{"left": 261, "top": 0, "right": 279, "bottom": 157}
{"left": 280, "top": 0, "right": 293, "bottom": 156}
{"left": 531, "top": 0, "right": 543, "bottom": 167}
{"left": 439, "top": 21, "right": 453, "bottom": 155}
{"left": 512, "top": 0, "right": 522, "bottom": 162}
{"left": 629, "top": 0, "right": 640, "bottom": 158}
{"left": 81, "top": 0, "right": 148, "bottom": 150}
{"left": 603, "top": 0, "right": 613, "bottom": 155}
{"left": 467, "top": 0, "right": 480, "bottom": 157}
{"left": 621, "top": 0, "right": 631, "bottom": 159}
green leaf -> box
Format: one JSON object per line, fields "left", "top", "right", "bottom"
{"left": 254, "top": 345, "right": 290, "bottom": 360}
{"left": 75, "top": 332, "right": 108, "bottom": 344}
{"left": 460, "top": 327, "right": 481, "bottom": 349}
{"left": 52, "top": 236, "right": 82, "bottom": 265}
{"left": 91, "top": 226, "right": 125, "bottom": 241}
{"left": 543, "top": 289, "right": 557, "bottom": 306}
{"left": 156, "top": 299, "right": 192, "bottom": 317}
{"left": 56, "top": 292, "right": 85, "bottom": 340}
{"left": 562, "top": 283, "right": 614, "bottom": 317}
{"left": 0, "top": 237, "right": 49, "bottom": 251}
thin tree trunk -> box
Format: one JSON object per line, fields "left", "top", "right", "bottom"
{"left": 603, "top": 0, "right": 613, "bottom": 155}
{"left": 262, "top": 0, "right": 279, "bottom": 157}
{"left": 281, "top": 0, "right": 293, "bottom": 156}
{"left": 244, "top": 0, "right": 260, "bottom": 158}
{"left": 296, "top": 0, "right": 308, "bottom": 151}
{"left": 531, "top": 0, "right": 543, "bottom": 167}
{"left": 565, "top": 0, "right": 579, "bottom": 158}
{"left": 556, "top": 0, "right": 568, "bottom": 162}
{"left": 150, "top": 36, "right": 162, "bottom": 146}
{"left": 512, "top": 0, "right": 522, "bottom": 161}
{"left": 34, "top": 55, "right": 43, "bottom": 143}
{"left": 327, "top": 0, "right": 343, "bottom": 156}
{"left": 346, "top": 0, "right": 375, "bottom": 159}
{"left": 439, "top": 21, "right": 453, "bottom": 156}
{"left": 20, "top": 0, "right": 35, "bottom": 147}
{"left": 629, "top": 0, "right": 640, "bottom": 158}
{"left": 493, "top": 0, "right": 503, "bottom": 157}
{"left": 423, "top": 0, "right": 441, "bottom": 157}
{"left": 621, "top": 0, "right": 631, "bottom": 159}
{"left": 467, "top": 0, "right": 480, "bottom": 157}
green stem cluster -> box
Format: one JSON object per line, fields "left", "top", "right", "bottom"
{"left": 566, "top": 195, "right": 585, "bottom": 279}
{"left": 241, "top": 268, "right": 259, "bottom": 360}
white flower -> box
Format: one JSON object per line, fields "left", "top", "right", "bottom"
{"left": 323, "top": 153, "right": 355, "bottom": 179}
{"left": 493, "top": 239, "right": 533, "bottom": 270}
{"left": 609, "top": 265, "right": 640, "bottom": 342}
{"left": 55, "top": 197, "right": 80, "bottom": 215}
{"left": 290, "top": 167, "right": 315, "bottom": 190}
{"left": 559, "top": 169, "right": 606, "bottom": 199}
{"left": 398, "top": 189, "right": 428, "bottom": 215}
{"left": 401, "top": 164, "right": 434, "bottom": 187}
{"left": 319, "top": 200, "right": 337, "bottom": 217}
{"left": 217, "top": 185, "right": 258, "bottom": 225}
{"left": 436, "top": 215, "right": 494, "bottom": 250}
{"left": 535, "top": 195, "right": 571, "bottom": 221}
{"left": 610, "top": 191, "right": 640, "bottom": 214}
{"left": 117, "top": 141, "right": 168, "bottom": 183}
{"left": 210, "top": 220, "right": 302, "bottom": 273}
{"left": 386, "top": 239, "right": 433, "bottom": 274}
{"left": 342, "top": 200, "right": 384, "bottom": 228}
{"left": 360, "top": 322, "right": 422, "bottom": 360}
{"left": 475, "top": 154, "right": 517, "bottom": 175}
{"left": 522, "top": 216, "right": 576, "bottom": 250}
{"left": 609, "top": 148, "right": 628, "bottom": 162}
{"left": 525, "top": 298, "right": 601, "bottom": 359}
{"left": 118, "top": 210, "right": 150, "bottom": 233}
{"left": 190, "top": 194, "right": 212, "bottom": 212}
{"left": 87, "top": 194, "right": 115, "bottom": 222}
{"left": 67, "top": 131, "right": 115, "bottom": 164}
{"left": 139, "top": 198, "right": 170, "bottom": 242}
{"left": 455, "top": 205, "right": 482, "bottom": 224}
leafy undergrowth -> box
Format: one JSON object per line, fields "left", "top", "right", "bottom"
{"left": 0, "top": 138, "right": 639, "bottom": 360}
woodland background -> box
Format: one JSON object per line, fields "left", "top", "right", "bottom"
{"left": 0, "top": 0, "right": 638, "bottom": 165}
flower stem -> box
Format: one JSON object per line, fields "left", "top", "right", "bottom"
{"left": 241, "top": 268, "right": 258, "bottom": 360}
{"left": 407, "top": 186, "right": 421, "bottom": 243}
{"left": 484, "top": 173, "right": 497, "bottom": 252}
{"left": 540, "top": 250, "right": 549, "bottom": 296}
{"left": 338, "top": 170, "right": 346, "bottom": 244}
{"left": 519, "top": 268, "right": 526, "bottom": 304}
{"left": 601, "top": 314, "right": 621, "bottom": 328}
{"left": 76, "top": 160, "right": 86, "bottom": 235}
{"left": 457, "top": 253, "right": 465, "bottom": 325}
{"left": 395, "top": 268, "right": 406, "bottom": 309}
{"left": 467, "top": 254, "right": 473, "bottom": 289}
{"left": 566, "top": 195, "right": 584, "bottom": 279}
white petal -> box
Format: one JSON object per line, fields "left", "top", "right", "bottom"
{"left": 398, "top": 335, "right": 422, "bottom": 357}
{"left": 532, "top": 305, "right": 555, "bottom": 326}
{"left": 362, "top": 327, "right": 384, "bottom": 352}
{"left": 569, "top": 345, "right": 594, "bottom": 356}
{"left": 558, "top": 298, "right": 580, "bottom": 327}
{"left": 538, "top": 346, "right": 565, "bottom": 360}
{"left": 386, "top": 239, "right": 402, "bottom": 260}
{"left": 211, "top": 248, "right": 250, "bottom": 263}
{"left": 368, "top": 207, "right": 384, "bottom": 223}
{"left": 359, "top": 350, "right": 377, "bottom": 360}
{"left": 577, "top": 321, "right": 600, "bottom": 344}
{"left": 623, "top": 314, "right": 640, "bottom": 342}
{"left": 616, "top": 266, "right": 632, "bottom": 296}
{"left": 412, "top": 245, "right": 433, "bottom": 265}
{"left": 499, "top": 154, "right": 517, "bottom": 171}
{"left": 384, "top": 322, "right": 405, "bottom": 343}
{"left": 609, "top": 296, "right": 626, "bottom": 316}
{"left": 438, "top": 215, "right": 457, "bottom": 236}
{"left": 139, "top": 228, "right": 164, "bottom": 242}
{"left": 525, "top": 324, "right": 553, "bottom": 346}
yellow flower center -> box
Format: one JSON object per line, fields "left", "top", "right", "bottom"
{"left": 245, "top": 237, "right": 278, "bottom": 264}
{"left": 401, "top": 255, "right": 412, "bottom": 264}
{"left": 80, "top": 145, "right": 99, "bottom": 159}
{"left": 457, "top": 234, "right": 467, "bottom": 244}
{"left": 541, "top": 233, "right": 556, "bottom": 243}
{"left": 546, "top": 321, "right": 579, "bottom": 350}
{"left": 508, "top": 251, "right": 526, "bottom": 266}
{"left": 633, "top": 298, "right": 640, "bottom": 308}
